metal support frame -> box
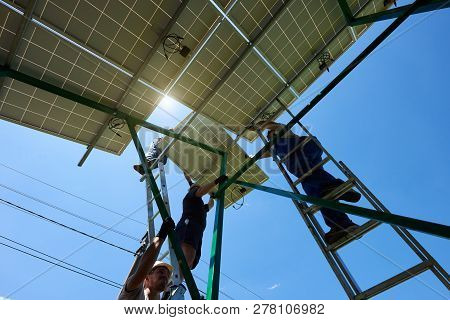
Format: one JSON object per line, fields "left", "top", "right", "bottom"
{"left": 350, "top": 0, "right": 450, "bottom": 26}
{"left": 0, "top": 0, "right": 38, "bottom": 100}
{"left": 206, "top": 153, "right": 227, "bottom": 300}
{"left": 127, "top": 119, "right": 202, "bottom": 300}
{"left": 209, "top": 0, "right": 300, "bottom": 97}
{"left": 337, "top": 0, "right": 354, "bottom": 25}
{"left": 235, "top": 180, "right": 450, "bottom": 239}
{"left": 145, "top": 0, "right": 293, "bottom": 173}
{"left": 217, "top": 0, "right": 429, "bottom": 195}
{"left": 256, "top": 129, "right": 361, "bottom": 298}
{"left": 78, "top": 0, "right": 192, "bottom": 167}
{"left": 255, "top": 114, "right": 449, "bottom": 298}
{"left": 0, "top": 66, "right": 224, "bottom": 157}
{"left": 0, "top": 62, "right": 231, "bottom": 299}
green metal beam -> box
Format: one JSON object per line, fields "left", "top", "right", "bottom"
{"left": 351, "top": 0, "right": 450, "bottom": 26}
{"left": 0, "top": 66, "right": 224, "bottom": 156}
{"left": 206, "top": 153, "right": 227, "bottom": 300}
{"left": 127, "top": 120, "right": 202, "bottom": 300}
{"left": 337, "top": 0, "right": 355, "bottom": 24}
{"left": 236, "top": 180, "right": 450, "bottom": 240}
{"left": 216, "top": 0, "right": 428, "bottom": 196}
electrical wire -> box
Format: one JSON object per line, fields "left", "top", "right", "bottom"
{"left": 0, "top": 234, "right": 123, "bottom": 287}
{"left": 0, "top": 163, "right": 263, "bottom": 299}
{"left": 108, "top": 117, "right": 126, "bottom": 137}
{"left": 231, "top": 186, "right": 246, "bottom": 210}
{"left": 0, "top": 198, "right": 136, "bottom": 255}
{"left": 0, "top": 162, "right": 146, "bottom": 226}
{"left": 0, "top": 183, "right": 141, "bottom": 242}
{"left": 199, "top": 257, "right": 264, "bottom": 299}
{"left": 0, "top": 241, "right": 122, "bottom": 289}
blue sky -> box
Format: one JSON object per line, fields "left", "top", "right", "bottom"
{"left": 0, "top": 6, "right": 449, "bottom": 300}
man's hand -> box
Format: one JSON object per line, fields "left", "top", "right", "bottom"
{"left": 207, "top": 196, "right": 215, "bottom": 210}
{"left": 214, "top": 175, "right": 228, "bottom": 185}
{"left": 156, "top": 217, "right": 175, "bottom": 240}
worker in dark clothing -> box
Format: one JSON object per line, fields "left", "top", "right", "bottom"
{"left": 253, "top": 121, "right": 361, "bottom": 244}
{"left": 169, "top": 174, "right": 227, "bottom": 297}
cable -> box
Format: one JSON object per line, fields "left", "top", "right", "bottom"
{"left": 198, "top": 257, "right": 264, "bottom": 299}
{"left": 0, "top": 198, "right": 136, "bottom": 255}
{"left": 0, "top": 234, "right": 123, "bottom": 287}
{"left": 0, "top": 241, "right": 122, "bottom": 289}
{"left": 231, "top": 186, "right": 246, "bottom": 210}
{"left": 0, "top": 183, "right": 141, "bottom": 242}
{"left": 0, "top": 162, "right": 146, "bottom": 226}
{"left": 0, "top": 163, "right": 262, "bottom": 299}
{"left": 108, "top": 117, "right": 126, "bottom": 137}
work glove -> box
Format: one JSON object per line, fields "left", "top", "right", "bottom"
{"left": 156, "top": 217, "right": 175, "bottom": 240}
{"left": 214, "top": 175, "right": 228, "bottom": 185}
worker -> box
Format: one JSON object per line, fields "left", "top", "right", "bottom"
{"left": 133, "top": 137, "right": 168, "bottom": 175}
{"left": 169, "top": 174, "right": 227, "bottom": 297}
{"left": 118, "top": 217, "right": 175, "bottom": 300}
{"left": 252, "top": 121, "right": 361, "bottom": 244}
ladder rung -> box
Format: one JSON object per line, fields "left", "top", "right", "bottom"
{"left": 294, "top": 157, "right": 331, "bottom": 186}
{"left": 355, "top": 261, "right": 433, "bottom": 300}
{"left": 280, "top": 136, "right": 313, "bottom": 163}
{"left": 305, "top": 180, "right": 355, "bottom": 215}
{"left": 326, "top": 220, "right": 382, "bottom": 251}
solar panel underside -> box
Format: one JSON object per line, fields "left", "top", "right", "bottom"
{"left": 0, "top": 0, "right": 389, "bottom": 153}
{"left": 170, "top": 0, "right": 391, "bottom": 141}
{"left": 159, "top": 114, "right": 268, "bottom": 208}
{"left": 0, "top": 0, "right": 232, "bottom": 154}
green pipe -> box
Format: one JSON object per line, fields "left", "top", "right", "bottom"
{"left": 235, "top": 180, "right": 450, "bottom": 240}
{"left": 351, "top": 0, "right": 450, "bottom": 26}
{"left": 0, "top": 66, "right": 224, "bottom": 156}
{"left": 337, "top": 0, "right": 354, "bottom": 24}
{"left": 206, "top": 153, "right": 227, "bottom": 300}
{"left": 216, "top": 0, "right": 428, "bottom": 195}
{"left": 127, "top": 120, "right": 201, "bottom": 300}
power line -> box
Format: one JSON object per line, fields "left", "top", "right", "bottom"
{"left": 0, "top": 234, "right": 123, "bottom": 288}
{"left": 192, "top": 274, "right": 235, "bottom": 300}
{"left": 0, "top": 241, "right": 122, "bottom": 289}
{"left": 199, "top": 257, "right": 264, "bottom": 299}
{"left": 0, "top": 162, "right": 146, "bottom": 226}
{"left": 1, "top": 164, "right": 264, "bottom": 300}
{"left": 0, "top": 198, "right": 136, "bottom": 255}
{"left": 0, "top": 183, "right": 140, "bottom": 242}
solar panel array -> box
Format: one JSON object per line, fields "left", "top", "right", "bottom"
{"left": 159, "top": 113, "right": 268, "bottom": 208}
{"left": 1, "top": 0, "right": 389, "bottom": 154}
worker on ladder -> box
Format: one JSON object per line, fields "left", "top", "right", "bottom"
{"left": 168, "top": 173, "right": 228, "bottom": 298}
{"left": 118, "top": 218, "right": 175, "bottom": 300}
{"left": 253, "top": 121, "right": 361, "bottom": 244}
{"left": 133, "top": 137, "right": 168, "bottom": 175}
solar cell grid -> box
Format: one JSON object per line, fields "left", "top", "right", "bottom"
{"left": 30, "top": 0, "right": 182, "bottom": 75}
{"left": 140, "top": 0, "right": 222, "bottom": 92}
{"left": 170, "top": 21, "right": 247, "bottom": 110}
{"left": 158, "top": 113, "right": 268, "bottom": 208}
{"left": 0, "top": 0, "right": 393, "bottom": 158}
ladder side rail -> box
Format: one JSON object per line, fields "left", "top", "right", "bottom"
{"left": 158, "top": 161, "right": 182, "bottom": 287}
{"left": 340, "top": 162, "right": 450, "bottom": 289}
{"left": 257, "top": 130, "right": 361, "bottom": 298}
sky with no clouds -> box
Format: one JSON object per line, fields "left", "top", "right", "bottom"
{"left": 0, "top": 2, "right": 449, "bottom": 300}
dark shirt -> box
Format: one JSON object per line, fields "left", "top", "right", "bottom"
{"left": 271, "top": 129, "right": 322, "bottom": 176}
{"left": 181, "top": 186, "right": 210, "bottom": 228}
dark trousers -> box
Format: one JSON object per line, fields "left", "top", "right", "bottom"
{"left": 284, "top": 139, "right": 354, "bottom": 230}
{"left": 301, "top": 169, "right": 354, "bottom": 230}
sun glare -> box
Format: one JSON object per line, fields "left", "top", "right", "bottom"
{"left": 160, "top": 96, "right": 176, "bottom": 110}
